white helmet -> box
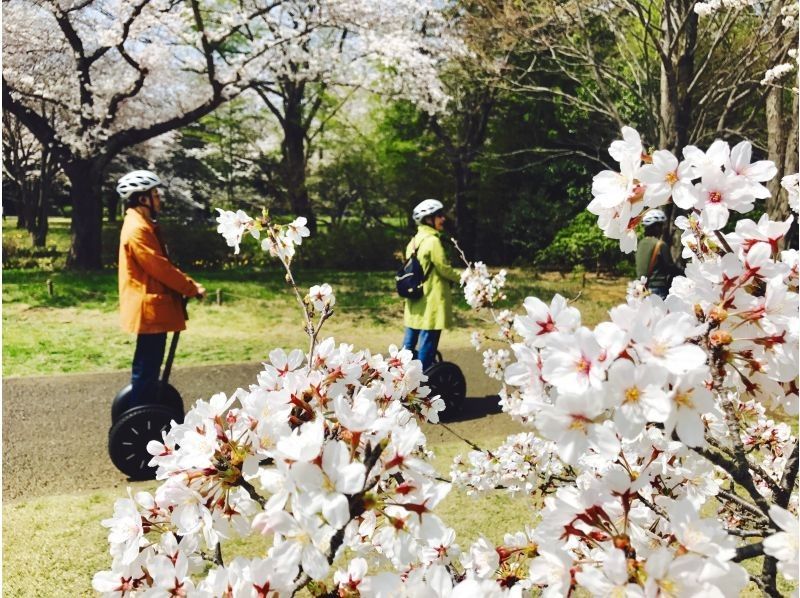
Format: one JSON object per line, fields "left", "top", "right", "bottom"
{"left": 116, "top": 170, "right": 162, "bottom": 200}
{"left": 412, "top": 199, "right": 444, "bottom": 224}
{"left": 642, "top": 209, "right": 667, "bottom": 227}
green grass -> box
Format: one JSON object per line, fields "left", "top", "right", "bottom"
{"left": 3, "top": 267, "right": 627, "bottom": 377}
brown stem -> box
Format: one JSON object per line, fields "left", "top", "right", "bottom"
{"left": 777, "top": 441, "right": 799, "bottom": 508}
{"left": 236, "top": 478, "right": 266, "bottom": 508}
{"left": 732, "top": 541, "right": 764, "bottom": 562}
{"left": 717, "top": 489, "right": 769, "bottom": 522}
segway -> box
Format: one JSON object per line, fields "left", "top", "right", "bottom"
{"left": 108, "top": 331, "right": 185, "bottom": 480}
{"left": 424, "top": 352, "right": 466, "bottom": 420}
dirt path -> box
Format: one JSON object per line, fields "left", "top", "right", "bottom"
{"left": 3, "top": 348, "right": 519, "bottom": 502}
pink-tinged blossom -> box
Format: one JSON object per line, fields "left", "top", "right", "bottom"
{"left": 275, "top": 417, "right": 324, "bottom": 463}
{"left": 638, "top": 149, "right": 694, "bottom": 208}
{"left": 632, "top": 312, "right": 706, "bottom": 375}
{"left": 575, "top": 548, "right": 645, "bottom": 597}
{"left": 605, "top": 359, "right": 670, "bottom": 439}
{"left": 308, "top": 283, "right": 335, "bottom": 311}
{"left": 334, "top": 557, "right": 368, "bottom": 594}
{"left": 285, "top": 216, "right": 310, "bottom": 245}
{"left": 781, "top": 173, "right": 799, "bottom": 213}
{"left": 691, "top": 170, "right": 755, "bottom": 230}
{"left": 100, "top": 496, "right": 145, "bottom": 566}
{"left": 536, "top": 393, "right": 620, "bottom": 465}
{"left": 514, "top": 294, "right": 580, "bottom": 347}
{"left": 528, "top": 548, "right": 574, "bottom": 597}
{"left": 252, "top": 508, "right": 332, "bottom": 580}
{"left": 682, "top": 139, "right": 730, "bottom": 177}
{"left": 665, "top": 369, "right": 716, "bottom": 447}
{"left": 542, "top": 328, "right": 607, "bottom": 393}
{"left": 463, "top": 536, "right": 500, "bottom": 578}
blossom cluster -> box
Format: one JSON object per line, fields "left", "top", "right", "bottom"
{"left": 94, "top": 339, "right": 468, "bottom": 595}
{"left": 4, "top": 0, "right": 465, "bottom": 159}
{"left": 460, "top": 261, "right": 507, "bottom": 309}
{"left": 215, "top": 209, "right": 311, "bottom": 261}
{"left": 587, "top": 127, "right": 786, "bottom": 252}
{"left": 450, "top": 130, "right": 799, "bottom": 594}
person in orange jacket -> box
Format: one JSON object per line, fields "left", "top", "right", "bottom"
{"left": 116, "top": 170, "right": 206, "bottom": 405}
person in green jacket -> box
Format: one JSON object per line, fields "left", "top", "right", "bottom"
{"left": 636, "top": 208, "right": 681, "bottom": 299}
{"left": 402, "top": 199, "right": 463, "bottom": 370}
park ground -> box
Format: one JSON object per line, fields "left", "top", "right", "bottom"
{"left": 2, "top": 228, "right": 626, "bottom": 596}
{"left": 3, "top": 222, "right": 790, "bottom": 596}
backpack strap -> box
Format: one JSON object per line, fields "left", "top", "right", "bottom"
{"left": 412, "top": 235, "right": 435, "bottom": 282}
{"left": 647, "top": 239, "right": 663, "bottom": 279}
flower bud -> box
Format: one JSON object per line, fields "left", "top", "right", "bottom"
{"left": 708, "top": 305, "right": 728, "bottom": 323}
{"left": 709, "top": 329, "right": 733, "bottom": 346}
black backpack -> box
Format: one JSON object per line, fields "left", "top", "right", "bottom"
{"left": 396, "top": 241, "right": 430, "bottom": 299}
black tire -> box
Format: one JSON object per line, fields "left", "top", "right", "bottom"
{"left": 111, "top": 382, "right": 185, "bottom": 423}
{"left": 108, "top": 404, "right": 183, "bottom": 480}
{"left": 425, "top": 361, "right": 466, "bottom": 419}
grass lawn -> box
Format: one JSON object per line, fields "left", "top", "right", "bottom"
{"left": 3, "top": 267, "right": 627, "bottom": 377}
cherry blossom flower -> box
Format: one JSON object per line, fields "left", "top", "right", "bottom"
{"left": 307, "top": 283, "right": 335, "bottom": 312}
{"left": 216, "top": 209, "right": 258, "bottom": 254}
{"left": 763, "top": 505, "right": 799, "bottom": 582}
{"left": 637, "top": 149, "right": 694, "bottom": 207}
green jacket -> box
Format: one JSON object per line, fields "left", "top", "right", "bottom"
{"left": 403, "top": 225, "right": 462, "bottom": 330}
{"left": 636, "top": 235, "right": 680, "bottom": 288}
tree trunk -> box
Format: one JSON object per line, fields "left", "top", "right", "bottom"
{"left": 107, "top": 192, "right": 119, "bottom": 223}
{"left": 281, "top": 85, "right": 316, "bottom": 234}
{"left": 659, "top": 0, "right": 697, "bottom": 259}
{"left": 766, "top": 86, "right": 797, "bottom": 247}
{"left": 29, "top": 146, "right": 51, "bottom": 247}
{"left": 453, "top": 157, "right": 478, "bottom": 259}
{"left": 659, "top": 0, "right": 697, "bottom": 152}
{"left": 65, "top": 160, "right": 104, "bottom": 270}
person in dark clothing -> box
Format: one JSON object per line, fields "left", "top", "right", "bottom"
{"left": 635, "top": 209, "right": 681, "bottom": 299}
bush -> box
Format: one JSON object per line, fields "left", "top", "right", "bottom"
{"left": 293, "top": 221, "right": 405, "bottom": 270}
{"left": 535, "top": 210, "right": 632, "bottom": 274}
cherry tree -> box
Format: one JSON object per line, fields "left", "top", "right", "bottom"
{"left": 95, "top": 128, "right": 797, "bottom": 595}
{"left": 245, "top": 0, "right": 463, "bottom": 232}
{"left": 2, "top": 0, "right": 288, "bottom": 268}
{"left": 4, "top": 0, "right": 463, "bottom": 265}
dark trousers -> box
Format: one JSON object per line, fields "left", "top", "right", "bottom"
{"left": 649, "top": 286, "right": 669, "bottom": 299}
{"left": 402, "top": 327, "right": 442, "bottom": 371}
{"left": 131, "top": 333, "right": 167, "bottom": 404}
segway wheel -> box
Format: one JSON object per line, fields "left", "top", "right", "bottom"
{"left": 111, "top": 382, "right": 185, "bottom": 423}
{"left": 425, "top": 361, "right": 466, "bottom": 419}
{"left": 108, "top": 404, "right": 182, "bottom": 480}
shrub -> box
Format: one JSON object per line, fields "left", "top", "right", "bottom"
{"left": 535, "top": 209, "right": 630, "bottom": 273}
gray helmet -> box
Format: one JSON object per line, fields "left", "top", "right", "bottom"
{"left": 412, "top": 199, "right": 444, "bottom": 224}
{"left": 642, "top": 209, "right": 667, "bottom": 227}
{"left": 116, "top": 170, "right": 162, "bottom": 200}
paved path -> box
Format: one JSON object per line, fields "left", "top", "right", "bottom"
{"left": 3, "top": 348, "right": 511, "bottom": 502}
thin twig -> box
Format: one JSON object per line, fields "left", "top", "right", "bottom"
{"left": 439, "top": 422, "right": 484, "bottom": 452}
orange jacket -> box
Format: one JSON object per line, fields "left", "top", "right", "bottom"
{"left": 118, "top": 209, "right": 198, "bottom": 334}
